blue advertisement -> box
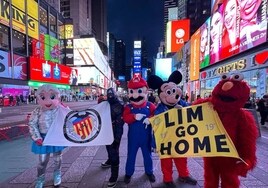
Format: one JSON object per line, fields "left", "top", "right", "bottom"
{"left": 0, "top": 50, "right": 11, "bottom": 78}
{"left": 53, "top": 65, "right": 61, "bottom": 80}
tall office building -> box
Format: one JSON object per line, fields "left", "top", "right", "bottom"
{"left": 178, "top": 0, "right": 211, "bottom": 35}
{"left": 164, "top": 0, "right": 178, "bottom": 38}
{"left": 114, "top": 40, "right": 126, "bottom": 80}
{"left": 59, "top": 0, "right": 107, "bottom": 54}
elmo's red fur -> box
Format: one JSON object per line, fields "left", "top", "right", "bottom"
{"left": 194, "top": 74, "right": 258, "bottom": 188}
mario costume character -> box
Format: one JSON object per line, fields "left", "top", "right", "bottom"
{"left": 123, "top": 75, "right": 156, "bottom": 184}
{"left": 148, "top": 71, "right": 197, "bottom": 188}
{"left": 28, "top": 84, "right": 69, "bottom": 188}
{"left": 193, "top": 72, "right": 258, "bottom": 188}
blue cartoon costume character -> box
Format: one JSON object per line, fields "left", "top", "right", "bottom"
{"left": 123, "top": 75, "right": 156, "bottom": 184}
{"left": 28, "top": 84, "right": 69, "bottom": 188}
{"left": 147, "top": 71, "right": 197, "bottom": 188}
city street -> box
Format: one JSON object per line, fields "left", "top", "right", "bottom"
{"left": 0, "top": 101, "right": 268, "bottom": 187}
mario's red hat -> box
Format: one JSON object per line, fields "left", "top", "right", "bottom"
{"left": 128, "top": 75, "right": 148, "bottom": 89}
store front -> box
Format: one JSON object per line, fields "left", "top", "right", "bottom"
{"left": 200, "top": 49, "right": 268, "bottom": 99}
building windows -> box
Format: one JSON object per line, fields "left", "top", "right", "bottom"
{"left": 0, "top": 24, "right": 9, "bottom": 51}
{"left": 12, "top": 30, "right": 26, "bottom": 55}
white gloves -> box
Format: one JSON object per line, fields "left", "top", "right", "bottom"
{"left": 135, "top": 113, "right": 146, "bottom": 121}
{"left": 143, "top": 118, "right": 150, "bottom": 126}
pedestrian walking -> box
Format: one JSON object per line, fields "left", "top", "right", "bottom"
{"left": 257, "top": 96, "right": 268, "bottom": 126}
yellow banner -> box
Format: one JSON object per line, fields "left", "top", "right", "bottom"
{"left": 27, "top": 0, "right": 38, "bottom": 19}
{"left": 149, "top": 102, "right": 240, "bottom": 159}
{"left": 13, "top": 0, "right": 25, "bottom": 12}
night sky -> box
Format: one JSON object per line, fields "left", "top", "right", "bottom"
{"left": 107, "top": 0, "right": 164, "bottom": 65}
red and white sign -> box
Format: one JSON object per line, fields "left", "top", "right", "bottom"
{"left": 166, "top": 19, "right": 190, "bottom": 53}
{"left": 29, "top": 56, "right": 71, "bottom": 85}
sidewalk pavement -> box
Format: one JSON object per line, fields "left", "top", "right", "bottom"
{"left": 1, "top": 124, "right": 268, "bottom": 188}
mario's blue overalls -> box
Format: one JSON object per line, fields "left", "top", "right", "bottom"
{"left": 125, "top": 102, "right": 154, "bottom": 176}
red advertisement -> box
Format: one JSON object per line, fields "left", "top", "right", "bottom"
{"left": 166, "top": 19, "right": 190, "bottom": 53}
{"left": 29, "top": 56, "right": 71, "bottom": 85}
{"left": 221, "top": 0, "right": 240, "bottom": 60}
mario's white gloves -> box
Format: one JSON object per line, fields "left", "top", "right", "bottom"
{"left": 143, "top": 118, "right": 150, "bottom": 126}
{"left": 135, "top": 113, "right": 146, "bottom": 121}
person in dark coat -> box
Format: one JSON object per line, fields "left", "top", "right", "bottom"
{"left": 101, "top": 88, "right": 124, "bottom": 188}
{"left": 257, "top": 97, "right": 267, "bottom": 125}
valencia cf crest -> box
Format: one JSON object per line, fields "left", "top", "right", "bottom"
{"left": 64, "top": 109, "right": 101, "bottom": 143}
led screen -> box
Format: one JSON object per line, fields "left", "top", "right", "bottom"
{"left": 155, "top": 58, "right": 172, "bottom": 81}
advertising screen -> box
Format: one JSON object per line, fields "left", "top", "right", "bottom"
{"left": 166, "top": 19, "right": 190, "bottom": 53}
{"left": 72, "top": 67, "right": 99, "bottom": 85}
{"left": 29, "top": 57, "right": 71, "bottom": 85}
{"left": 73, "top": 38, "right": 95, "bottom": 65}
{"left": 190, "top": 29, "right": 201, "bottom": 81}
{"left": 238, "top": 0, "right": 267, "bottom": 52}
{"left": 221, "top": 0, "right": 240, "bottom": 60}
{"left": 13, "top": 54, "right": 27, "bottom": 80}
{"left": 200, "top": 18, "right": 210, "bottom": 69}
{"left": 0, "top": 50, "right": 11, "bottom": 78}
{"left": 155, "top": 58, "right": 172, "bottom": 81}
{"left": 209, "top": 5, "right": 223, "bottom": 65}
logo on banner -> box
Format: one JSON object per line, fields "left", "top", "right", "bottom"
{"left": 64, "top": 109, "right": 102, "bottom": 143}
{"left": 175, "top": 29, "right": 185, "bottom": 44}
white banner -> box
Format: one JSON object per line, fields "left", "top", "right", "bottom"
{"left": 43, "top": 101, "right": 114, "bottom": 146}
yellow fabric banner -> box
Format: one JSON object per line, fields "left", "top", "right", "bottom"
{"left": 149, "top": 102, "right": 240, "bottom": 159}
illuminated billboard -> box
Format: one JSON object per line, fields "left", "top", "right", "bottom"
{"left": 200, "top": 18, "right": 210, "bottom": 69}
{"left": 190, "top": 29, "right": 200, "bottom": 81}
{"left": 29, "top": 57, "right": 71, "bottom": 85}
{"left": 73, "top": 38, "right": 110, "bottom": 77}
{"left": 155, "top": 58, "right": 172, "bottom": 81}
{"left": 166, "top": 19, "right": 190, "bottom": 53}
{"left": 0, "top": 0, "right": 39, "bottom": 39}
{"left": 134, "top": 41, "right": 141, "bottom": 49}
{"left": 238, "top": 0, "right": 267, "bottom": 52}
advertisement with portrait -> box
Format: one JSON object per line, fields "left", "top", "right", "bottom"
{"left": 155, "top": 58, "right": 172, "bottom": 81}
{"left": 0, "top": 50, "right": 11, "bottom": 78}
{"left": 210, "top": 4, "right": 223, "bottom": 65}
{"left": 238, "top": 0, "right": 267, "bottom": 52}
{"left": 200, "top": 18, "right": 210, "bottom": 69}
{"left": 29, "top": 56, "right": 71, "bottom": 85}
{"left": 221, "top": 0, "right": 241, "bottom": 61}
{"left": 73, "top": 67, "right": 99, "bottom": 85}
{"left": 190, "top": 29, "right": 200, "bottom": 81}
{"left": 166, "top": 19, "right": 190, "bottom": 53}
{"left": 13, "top": 54, "right": 27, "bottom": 80}
{"left": 64, "top": 39, "right": 74, "bottom": 65}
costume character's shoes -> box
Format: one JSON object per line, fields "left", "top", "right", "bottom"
{"left": 107, "top": 177, "right": 117, "bottom": 188}
{"left": 178, "top": 176, "right": 197, "bottom": 185}
{"left": 164, "top": 181, "right": 176, "bottom": 188}
{"left": 101, "top": 160, "right": 111, "bottom": 168}
{"left": 146, "top": 173, "right": 156, "bottom": 182}
{"left": 35, "top": 174, "right": 45, "bottom": 188}
{"left": 124, "top": 175, "right": 131, "bottom": 184}
{"left": 53, "top": 170, "right": 62, "bottom": 186}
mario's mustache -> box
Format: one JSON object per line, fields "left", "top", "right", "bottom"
{"left": 129, "top": 96, "right": 144, "bottom": 102}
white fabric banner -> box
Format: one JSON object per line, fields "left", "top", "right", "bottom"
{"left": 43, "top": 101, "right": 114, "bottom": 146}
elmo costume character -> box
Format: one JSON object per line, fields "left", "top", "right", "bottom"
{"left": 148, "top": 71, "right": 197, "bottom": 188}
{"left": 194, "top": 72, "right": 258, "bottom": 188}
{"left": 123, "top": 75, "right": 156, "bottom": 184}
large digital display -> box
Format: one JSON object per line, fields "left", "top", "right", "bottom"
{"left": 155, "top": 58, "right": 172, "bottom": 81}
{"left": 29, "top": 56, "right": 71, "bottom": 85}
{"left": 190, "top": 29, "right": 200, "bottom": 81}
{"left": 206, "top": 0, "right": 268, "bottom": 67}
{"left": 200, "top": 18, "right": 210, "bottom": 69}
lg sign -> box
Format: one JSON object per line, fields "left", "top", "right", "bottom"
{"left": 175, "top": 29, "right": 185, "bottom": 44}
{"left": 166, "top": 19, "right": 190, "bottom": 53}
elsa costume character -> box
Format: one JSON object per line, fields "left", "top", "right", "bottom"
{"left": 28, "top": 84, "right": 69, "bottom": 188}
